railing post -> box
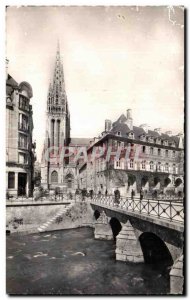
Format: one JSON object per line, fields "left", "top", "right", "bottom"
{"left": 158, "top": 199, "right": 160, "bottom": 218}
{"left": 148, "top": 199, "right": 150, "bottom": 216}
{"left": 170, "top": 201, "right": 172, "bottom": 222}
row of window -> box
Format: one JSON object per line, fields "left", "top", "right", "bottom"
{"left": 116, "top": 159, "right": 177, "bottom": 173}
{"left": 114, "top": 141, "right": 177, "bottom": 158}
{"left": 142, "top": 146, "right": 176, "bottom": 158}
{"left": 116, "top": 131, "right": 176, "bottom": 147}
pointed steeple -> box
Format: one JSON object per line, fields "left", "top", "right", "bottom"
{"left": 47, "top": 42, "right": 68, "bottom": 115}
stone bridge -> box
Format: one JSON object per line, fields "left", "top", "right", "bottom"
{"left": 89, "top": 195, "right": 184, "bottom": 294}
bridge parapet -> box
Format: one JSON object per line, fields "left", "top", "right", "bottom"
{"left": 91, "top": 195, "right": 184, "bottom": 224}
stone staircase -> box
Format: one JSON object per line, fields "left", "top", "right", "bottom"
{"left": 37, "top": 203, "right": 74, "bottom": 233}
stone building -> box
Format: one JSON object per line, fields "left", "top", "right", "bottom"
{"left": 41, "top": 44, "right": 91, "bottom": 193}
{"left": 6, "top": 64, "right": 36, "bottom": 197}
{"left": 79, "top": 109, "right": 184, "bottom": 197}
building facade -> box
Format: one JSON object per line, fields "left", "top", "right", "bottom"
{"left": 79, "top": 109, "right": 184, "bottom": 197}
{"left": 6, "top": 69, "right": 36, "bottom": 197}
{"left": 41, "top": 44, "right": 91, "bottom": 193}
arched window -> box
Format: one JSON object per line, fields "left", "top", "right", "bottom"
{"left": 65, "top": 173, "right": 74, "bottom": 189}
{"left": 173, "top": 164, "right": 176, "bottom": 174}
{"left": 157, "top": 162, "right": 161, "bottom": 171}
{"left": 150, "top": 147, "right": 154, "bottom": 155}
{"left": 51, "top": 171, "right": 58, "bottom": 183}
{"left": 130, "top": 159, "right": 134, "bottom": 169}
{"left": 172, "top": 151, "right": 176, "bottom": 158}
{"left": 150, "top": 161, "right": 154, "bottom": 170}
{"left": 142, "top": 145, "right": 146, "bottom": 153}
{"left": 141, "top": 160, "right": 146, "bottom": 170}
{"left": 165, "top": 163, "right": 169, "bottom": 172}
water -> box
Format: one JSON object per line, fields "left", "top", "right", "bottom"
{"left": 6, "top": 227, "right": 170, "bottom": 295}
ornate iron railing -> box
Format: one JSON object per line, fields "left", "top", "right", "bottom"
{"left": 91, "top": 195, "right": 184, "bottom": 224}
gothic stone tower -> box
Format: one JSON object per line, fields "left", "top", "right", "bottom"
{"left": 41, "top": 42, "right": 71, "bottom": 190}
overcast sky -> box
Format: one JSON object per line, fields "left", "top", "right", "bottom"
{"left": 6, "top": 6, "right": 184, "bottom": 160}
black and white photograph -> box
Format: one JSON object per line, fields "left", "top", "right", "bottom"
{"left": 5, "top": 5, "right": 184, "bottom": 295}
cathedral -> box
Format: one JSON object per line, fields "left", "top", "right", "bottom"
{"left": 41, "top": 43, "right": 91, "bottom": 192}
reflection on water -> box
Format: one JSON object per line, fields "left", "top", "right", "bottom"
{"left": 6, "top": 227, "right": 170, "bottom": 295}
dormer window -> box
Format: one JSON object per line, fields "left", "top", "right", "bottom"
{"left": 164, "top": 140, "right": 168, "bottom": 146}
{"left": 128, "top": 132, "right": 134, "bottom": 139}
{"left": 169, "top": 141, "right": 175, "bottom": 147}
{"left": 147, "top": 136, "right": 153, "bottom": 143}
{"left": 140, "top": 134, "right": 146, "bottom": 141}
{"left": 156, "top": 138, "right": 161, "bottom": 144}
{"left": 117, "top": 131, "right": 121, "bottom": 136}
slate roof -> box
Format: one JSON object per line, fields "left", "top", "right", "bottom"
{"left": 110, "top": 114, "right": 180, "bottom": 147}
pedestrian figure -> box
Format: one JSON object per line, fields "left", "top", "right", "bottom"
{"left": 140, "top": 188, "right": 143, "bottom": 201}
{"left": 82, "top": 188, "right": 86, "bottom": 201}
{"left": 131, "top": 189, "right": 135, "bottom": 200}
{"left": 114, "top": 188, "right": 120, "bottom": 206}
{"left": 90, "top": 189, "right": 93, "bottom": 199}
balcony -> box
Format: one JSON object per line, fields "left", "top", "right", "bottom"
{"left": 18, "top": 122, "right": 29, "bottom": 133}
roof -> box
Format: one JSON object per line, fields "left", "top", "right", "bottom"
{"left": 110, "top": 113, "right": 180, "bottom": 147}
{"left": 6, "top": 74, "right": 18, "bottom": 96}
{"left": 69, "top": 138, "right": 92, "bottom": 146}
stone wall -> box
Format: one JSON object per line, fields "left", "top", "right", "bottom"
{"left": 6, "top": 202, "right": 95, "bottom": 234}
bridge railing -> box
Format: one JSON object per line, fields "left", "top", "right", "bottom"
{"left": 6, "top": 193, "right": 77, "bottom": 205}
{"left": 91, "top": 195, "right": 184, "bottom": 224}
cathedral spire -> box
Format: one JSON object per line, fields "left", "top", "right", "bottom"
{"left": 47, "top": 42, "right": 68, "bottom": 114}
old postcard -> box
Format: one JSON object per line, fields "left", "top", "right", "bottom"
{"left": 6, "top": 6, "right": 184, "bottom": 295}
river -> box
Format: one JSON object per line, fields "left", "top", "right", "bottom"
{"left": 6, "top": 227, "right": 170, "bottom": 295}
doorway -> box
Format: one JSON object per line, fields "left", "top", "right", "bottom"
{"left": 18, "top": 173, "right": 27, "bottom": 196}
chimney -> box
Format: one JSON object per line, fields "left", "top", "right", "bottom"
{"left": 140, "top": 124, "right": 148, "bottom": 134}
{"left": 165, "top": 131, "right": 172, "bottom": 137}
{"left": 177, "top": 133, "right": 184, "bottom": 149}
{"left": 126, "top": 109, "right": 133, "bottom": 130}
{"left": 6, "top": 58, "right": 9, "bottom": 80}
{"left": 154, "top": 128, "right": 161, "bottom": 135}
{"left": 177, "top": 132, "right": 183, "bottom": 137}
{"left": 105, "top": 119, "right": 112, "bottom": 132}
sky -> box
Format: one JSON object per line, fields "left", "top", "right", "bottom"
{"left": 6, "top": 6, "right": 184, "bottom": 160}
